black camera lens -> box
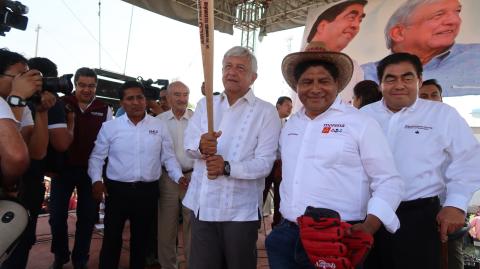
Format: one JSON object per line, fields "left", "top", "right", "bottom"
{"left": 42, "top": 74, "right": 74, "bottom": 95}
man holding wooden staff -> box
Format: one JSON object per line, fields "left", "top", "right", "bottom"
{"left": 183, "top": 46, "right": 281, "bottom": 269}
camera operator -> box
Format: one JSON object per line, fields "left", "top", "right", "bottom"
{"left": 49, "top": 67, "right": 112, "bottom": 269}
{"left": 0, "top": 48, "right": 53, "bottom": 195}
{"left": 0, "top": 56, "right": 74, "bottom": 269}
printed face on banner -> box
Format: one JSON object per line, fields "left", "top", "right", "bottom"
{"left": 310, "top": 3, "right": 366, "bottom": 52}
{"left": 390, "top": 0, "right": 462, "bottom": 55}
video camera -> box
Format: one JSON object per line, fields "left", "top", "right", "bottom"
{"left": 0, "top": 0, "right": 28, "bottom": 36}
{"left": 137, "top": 77, "right": 169, "bottom": 100}
{"left": 42, "top": 74, "right": 74, "bottom": 95}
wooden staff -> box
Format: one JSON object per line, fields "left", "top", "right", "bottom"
{"left": 198, "top": 0, "right": 214, "bottom": 134}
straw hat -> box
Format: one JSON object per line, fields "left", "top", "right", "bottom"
{"left": 281, "top": 41, "right": 354, "bottom": 92}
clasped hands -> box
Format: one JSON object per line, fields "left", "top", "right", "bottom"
{"left": 199, "top": 131, "right": 225, "bottom": 179}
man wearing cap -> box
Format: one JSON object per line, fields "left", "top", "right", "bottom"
{"left": 361, "top": 52, "right": 480, "bottom": 269}
{"left": 294, "top": 0, "right": 367, "bottom": 108}
{"left": 183, "top": 46, "right": 281, "bottom": 269}
{"left": 265, "top": 42, "right": 404, "bottom": 269}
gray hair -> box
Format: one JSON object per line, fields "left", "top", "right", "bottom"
{"left": 167, "top": 81, "right": 189, "bottom": 95}
{"left": 223, "top": 46, "right": 258, "bottom": 73}
{"left": 385, "top": 0, "right": 441, "bottom": 50}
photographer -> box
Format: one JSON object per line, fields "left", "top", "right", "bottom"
{"left": 1, "top": 56, "right": 74, "bottom": 269}
{"left": 0, "top": 48, "right": 53, "bottom": 194}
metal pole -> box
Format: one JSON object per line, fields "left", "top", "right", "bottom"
{"left": 34, "top": 24, "right": 41, "bottom": 57}
{"left": 98, "top": 0, "right": 102, "bottom": 68}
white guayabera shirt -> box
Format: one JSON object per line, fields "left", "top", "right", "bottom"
{"left": 183, "top": 90, "right": 281, "bottom": 222}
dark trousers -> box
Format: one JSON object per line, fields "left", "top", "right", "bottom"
{"left": 1, "top": 175, "right": 45, "bottom": 269}
{"left": 49, "top": 167, "right": 96, "bottom": 265}
{"left": 265, "top": 219, "right": 314, "bottom": 269}
{"left": 263, "top": 160, "right": 282, "bottom": 227}
{"left": 99, "top": 180, "right": 159, "bottom": 269}
{"left": 189, "top": 213, "right": 260, "bottom": 269}
{"left": 364, "top": 196, "right": 441, "bottom": 269}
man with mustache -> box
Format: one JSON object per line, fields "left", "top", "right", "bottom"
{"left": 362, "top": 0, "right": 480, "bottom": 97}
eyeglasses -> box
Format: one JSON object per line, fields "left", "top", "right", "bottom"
{"left": 0, "top": 74, "right": 15, "bottom": 78}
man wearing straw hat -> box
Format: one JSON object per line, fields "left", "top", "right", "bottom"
{"left": 265, "top": 42, "right": 404, "bottom": 269}
{"left": 183, "top": 46, "right": 281, "bottom": 269}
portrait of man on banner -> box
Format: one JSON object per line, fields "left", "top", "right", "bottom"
{"left": 361, "top": 0, "right": 480, "bottom": 97}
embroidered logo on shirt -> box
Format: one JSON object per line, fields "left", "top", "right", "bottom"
{"left": 322, "top": 123, "right": 345, "bottom": 134}
{"left": 90, "top": 112, "right": 104, "bottom": 117}
{"left": 405, "top": 124, "right": 432, "bottom": 134}
{"left": 149, "top": 129, "right": 158, "bottom": 135}
{"left": 287, "top": 133, "right": 299, "bottom": 136}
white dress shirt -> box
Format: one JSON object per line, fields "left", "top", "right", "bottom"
{"left": 157, "top": 109, "right": 194, "bottom": 171}
{"left": 88, "top": 113, "right": 183, "bottom": 184}
{"left": 281, "top": 98, "right": 404, "bottom": 233}
{"left": 362, "top": 98, "right": 480, "bottom": 212}
{"left": 183, "top": 89, "right": 281, "bottom": 221}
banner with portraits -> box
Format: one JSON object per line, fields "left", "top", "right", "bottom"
{"left": 301, "top": 0, "right": 480, "bottom": 126}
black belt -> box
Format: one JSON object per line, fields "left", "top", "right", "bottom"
{"left": 106, "top": 179, "right": 158, "bottom": 189}
{"left": 398, "top": 196, "right": 439, "bottom": 211}
{"left": 182, "top": 169, "right": 193, "bottom": 174}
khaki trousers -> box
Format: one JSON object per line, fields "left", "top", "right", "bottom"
{"left": 157, "top": 172, "right": 192, "bottom": 269}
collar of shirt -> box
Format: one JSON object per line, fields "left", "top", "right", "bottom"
{"left": 219, "top": 88, "right": 256, "bottom": 107}
{"left": 77, "top": 97, "right": 97, "bottom": 113}
{"left": 163, "top": 109, "right": 192, "bottom": 121}
{"left": 426, "top": 44, "right": 454, "bottom": 67}
{"left": 123, "top": 112, "right": 149, "bottom": 126}
{"left": 379, "top": 97, "right": 420, "bottom": 114}
{"left": 297, "top": 96, "right": 345, "bottom": 121}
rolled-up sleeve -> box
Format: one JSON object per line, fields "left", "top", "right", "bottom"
{"left": 360, "top": 118, "right": 404, "bottom": 233}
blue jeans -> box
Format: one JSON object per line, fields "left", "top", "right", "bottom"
{"left": 265, "top": 219, "right": 314, "bottom": 269}
{"left": 48, "top": 167, "right": 96, "bottom": 265}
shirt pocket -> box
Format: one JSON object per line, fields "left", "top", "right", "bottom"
{"left": 312, "top": 138, "right": 344, "bottom": 168}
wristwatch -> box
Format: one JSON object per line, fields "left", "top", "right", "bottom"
{"left": 223, "top": 161, "right": 231, "bottom": 176}
{"left": 6, "top": 95, "right": 27, "bottom": 107}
